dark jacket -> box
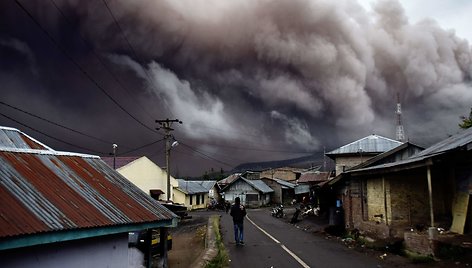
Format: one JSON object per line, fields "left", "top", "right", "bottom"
{"left": 230, "top": 203, "right": 247, "bottom": 224}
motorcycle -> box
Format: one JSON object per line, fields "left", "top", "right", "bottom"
{"left": 301, "top": 204, "right": 320, "bottom": 217}
{"left": 271, "top": 204, "right": 285, "bottom": 218}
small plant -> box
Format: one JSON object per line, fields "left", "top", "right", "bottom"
{"left": 404, "top": 250, "right": 434, "bottom": 264}
{"left": 205, "top": 216, "right": 229, "bottom": 268}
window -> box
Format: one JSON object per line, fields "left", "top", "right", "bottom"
{"left": 246, "top": 194, "right": 258, "bottom": 202}
{"left": 190, "top": 195, "right": 193, "bottom": 205}
{"left": 196, "top": 194, "right": 200, "bottom": 205}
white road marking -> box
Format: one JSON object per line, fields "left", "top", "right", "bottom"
{"left": 246, "top": 216, "right": 311, "bottom": 268}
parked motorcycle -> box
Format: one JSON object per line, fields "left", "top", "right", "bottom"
{"left": 301, "top": 204, "right": 320, "bottom": 217}
{"left": 271, "top": 204, "right": 285, "bottom": 218}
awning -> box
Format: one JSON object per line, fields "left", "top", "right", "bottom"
{"left": 294, "top": 184, "right": 310, "bottom": 194}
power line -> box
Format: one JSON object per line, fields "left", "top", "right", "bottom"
{"left": 0, "top": 100, "right": 124, "bottom": 148}
{"left": 118, "top": 138, "right": 165, "bottom": 156}
{"left": 14, "top": 0, "right": 159, "bottom": 134}
{"left": 178, "top": 142, "right": 234, "bottom": 168}
{"left": 101, "top": 0, "right": 175, "bottom": 118}
{"left": 48, "top": 0, "right": 158, "bottom": 124}
{"left": 0, "top": 111, "right": 106, "bottom": 155}
{"left": 0, "top": 100, "right": 171, "bottom": 156}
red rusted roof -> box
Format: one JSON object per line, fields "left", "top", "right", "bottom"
{"left": 298, "top": 172, "right": 330, "bottom": 183}
{"left": 0, "top": 127, "right": 176, "bottom": 240}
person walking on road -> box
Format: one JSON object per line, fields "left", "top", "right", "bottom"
{"left": 230, "top": 197, "right": 247, "bottom": 245}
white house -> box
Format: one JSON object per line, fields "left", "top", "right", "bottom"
{"left": 102, "top": 156, "right": 179, "bottom": 201}
{"left": 174, "top": 180, "right": 217, "bottom": 210}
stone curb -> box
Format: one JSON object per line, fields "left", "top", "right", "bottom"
{"left": 191, "top": 215, "right": 219, "bottom": 268}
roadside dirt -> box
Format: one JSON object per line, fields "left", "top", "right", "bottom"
{"left": 167, "top": 214, "right": 209, "bottom": 268}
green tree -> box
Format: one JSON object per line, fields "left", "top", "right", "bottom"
{"left": 459, "top": 108, "right": 472, "bottom": 129}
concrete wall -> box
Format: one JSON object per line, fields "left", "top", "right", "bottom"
{"left": 1, "top": 233, "right": 129, "bottom": 268}
{"left": 261, "top": 178, "right": 282, "bottom": 203}
{"left": 345, "top": 167, "right": 454, "bottom": 239}
{"left": 334, "top": 155, "right": 375, "bottom": 176}
{"left": 223, "top": 180, "right": 269, "bottom": 207}
{"left": 261, "top": 169, "right": 298, "bottom": 182}
{"left": 173, "top": 189, "right": 209, "bottom": 210}
{"left": 117, "top": 156, "right": 178, "bottom": 201}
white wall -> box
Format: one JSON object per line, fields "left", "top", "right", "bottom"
{"left": 0, "top": 233, "right": 129, "bottom": 268}
{"left": 117, "top": 156, "right": 178, "bottom": 201}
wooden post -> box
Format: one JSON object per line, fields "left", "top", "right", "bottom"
{"left": 383, "top": 176, "right": 388, "bottom": 225}
{"left": 427, "top": 166, "right": 435, "bottom": 227}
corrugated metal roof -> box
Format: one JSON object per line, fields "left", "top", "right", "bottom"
{"left": 177, "top": 180, "right": 216, "bottom": 194}
{"left": 298, "top": 172, "right": 330, "bottom": 183}
{"left": 273, "top": 178, "right": 296, "bottom": 188}
{"left": 0, "top": 127, "right": 177, "bottom": 240}
{"left": 414, "top": 127, "right": 472, "bottom": 157}
{"left": 0, "top": 126, "right": 51, "bottom": 151}
{"left": 326, "top": 134, "right": 402, "bottom": 156}
{"left": 345, "top": 128, "right": 472, "bottom": 175}
{"left": 242, "top": 178, "right": 274, "bottom": 194}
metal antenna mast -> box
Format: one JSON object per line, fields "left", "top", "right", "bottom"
{"left": 156, "top": 118, "right": 182, "bottom": 201}
{"left": 396, "top": 93, "right": 405, "bottom": 142}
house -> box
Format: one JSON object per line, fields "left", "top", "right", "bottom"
{"left": 101, "top": 156, "right": 178, "bottom": 202}
{"left": 260, "top": 167, "right": 303, "bottom": 182}
{"left": 328, "top": 142, "right": 424, "bottom": 235}
{"left": 333, "top": 129, "right": 472, "bottom": 255}
{"left": 0, "top": 126, "right": 178, "bottom": 268}
{"left": 174, "top": 180, "right": 217, "bottom": 210}
{"left": 326, "top": 134, "right": 403, "bottom": 176}
{"left": 221, "top": 175, "right": 274, "bottom": 207}
{"left": 260, "top": 177, "right": 296, "bottom": 204}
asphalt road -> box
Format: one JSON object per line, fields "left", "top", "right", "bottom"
{"left": 220, "top": 208, "right": 390, "bottom": 268}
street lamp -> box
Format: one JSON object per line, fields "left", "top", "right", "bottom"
{"left": 165, "top": 136, "right": 179, "bottom": 201}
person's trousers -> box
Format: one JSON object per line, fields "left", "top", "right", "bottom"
{"left": 233, "top": 222, "right": 244, "bottom": 243}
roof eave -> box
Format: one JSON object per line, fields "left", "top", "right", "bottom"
{"left": 0, "top": 218, "right": 178, "bottom": 251}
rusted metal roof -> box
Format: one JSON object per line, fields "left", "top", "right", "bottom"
{"left": 298, "top": 172, "right": 330, "bottom": 183}
{"left": 0, "top": 127, "right": 177, "bottom": 240}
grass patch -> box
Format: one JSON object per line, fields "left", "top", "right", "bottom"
{"left": 205, "top": 216, "right": 229, "bottom": 268}
{"left": 404, "top": 250, "right": 434, "bottom": 264}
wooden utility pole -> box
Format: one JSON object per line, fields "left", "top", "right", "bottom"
{"left": 156, "top": 118, "right": 182, "bottom": 201}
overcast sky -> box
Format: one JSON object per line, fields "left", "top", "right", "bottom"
{"left": 0, "top": 0, "right": 471, "bottom": 176}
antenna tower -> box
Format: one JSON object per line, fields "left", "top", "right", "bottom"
{"left": 396, "top": 93, "right": 405, "bottom": 142}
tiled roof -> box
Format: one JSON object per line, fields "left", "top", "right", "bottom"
{"left": 326, "top": 134, "right": 402, "bottom": 157}
{"left": 0, "top": 127, "right": 177, "bottom": 241}
{"left": 298, "top": 172, "right": 330, "bottom": 183}
{"left": 101, "top": 156, "right": 141, "bottom": 169}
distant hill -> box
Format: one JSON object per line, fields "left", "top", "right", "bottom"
{"left": 231, "top": 153, "right": 332, "bottom": 173}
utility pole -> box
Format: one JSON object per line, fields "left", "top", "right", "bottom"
{"left": 156, "top": 118, "right": 182, "bottom": 201}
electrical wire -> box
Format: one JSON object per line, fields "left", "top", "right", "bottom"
{"left": 118, "top": 138, "right": 165, "bottom": 156}
{"left": 48, "top": 0, "right": 158, "bottom": 124}
{"left": 101, "top": 0, "right": 175, "bottom": 118}
{"left": 0, "top": 111, "right": 107, "bottom": 155}
{"left": 0, "top": 100, "right": 128, "bottom": 148}
{"left": 14, "top": 0, "right": 159, "bottom": 135}
{"left": 178, "top": 142, "right": 234, "bottom": 168}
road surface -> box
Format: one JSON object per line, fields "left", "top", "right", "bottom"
{"left": 220, "top": 208, "right": 391, "bottom": 268}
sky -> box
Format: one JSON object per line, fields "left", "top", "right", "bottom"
{"left": 0, "top": 0, "right": 471, "bottom": 177}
